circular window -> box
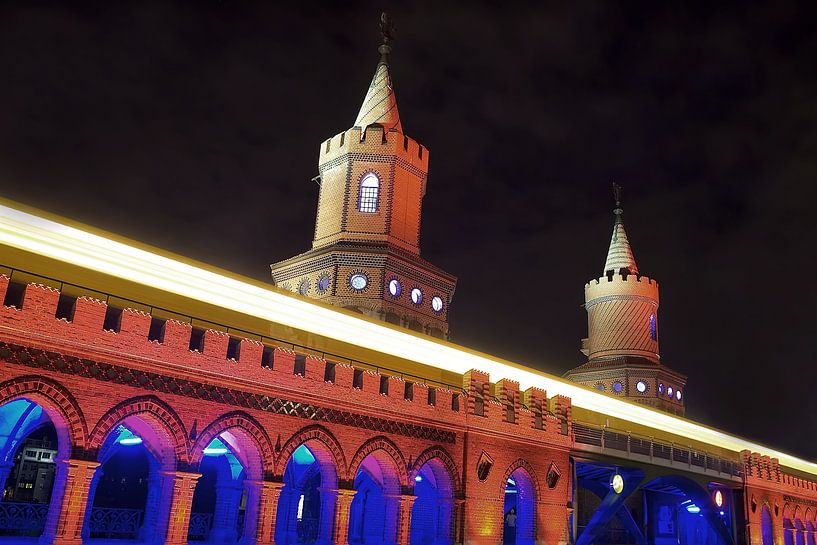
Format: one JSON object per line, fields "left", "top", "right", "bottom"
{"left": 431, "top": 296, "right": 444, "bottom": 313}
{"left": 388, "top": 278, "right": 401, "bottom": 297}
{"left": 667, "top": 387, "right": 674, "bottom": 398}
{"left": 410, "top": 288, "right": 423, "bottom": 305}
{"left": 636, "top": 380, "right": 647, "bottom": 393}
{"left": 658, "top": 383, "right": 665, "bottom": 394}
{"left": 281, "top": 282, "right": 292, "bottom": 292}
{"left": 317, "top": 274, "right": 330, "bottom": 294}
{"left": 298, "top": 279, "right": 310, "bottom": 296}
{"left": 595, "top": 383, "right": 606, "bottom": 391}
{"left": 349, "top": 273, "right": 368, "bottom": 291}
{"left": 612, "top": 381, "right": 623, "bottom": 394}
{"left": 676, "top": 390, "right": 682, "bottom": 401}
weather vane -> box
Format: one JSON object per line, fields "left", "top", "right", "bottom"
{"left": 380, "top": 12, "right": 395, "bottom": 46}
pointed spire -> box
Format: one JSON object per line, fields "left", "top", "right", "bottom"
{"left": 603, "top": 183, "right": 639, "bottom": 275}
{"left": 354, "top": 13, "right": 402, "bottom": 133}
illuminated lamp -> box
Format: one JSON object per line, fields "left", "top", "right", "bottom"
{"left": 119, "top": 437, "right": 143, "bottom": 446}
{"left": 686, "top": 504, "right": 701, "bottom": 514}
{"left": 203, "top": 447, "right": 230, "bottom": 456}
{"left": 611, "top": 474, "right": 624, "bottom": 494}
{"left": 714, "top": 490, "right": 724, "bottom": 508}
{"left": 415, "top": 475, "right": 423, "bottom": 483}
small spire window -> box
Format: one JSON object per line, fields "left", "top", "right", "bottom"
{"left": 649, "top": 314, "right": 657, "bottom": 341}
{"left": 358, "top": 173, "right": 380, "bottom": 213}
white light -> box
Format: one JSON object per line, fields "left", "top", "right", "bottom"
{"left": 415, "top": 475, "right": 423, "bottom": 483}
{"left": 297, "top": 494, "right": 305, "bottom": 521}
{"left": 636, "top": 381, "right": 647, "bottom": 393}
{"left": 2, "top": 200, "right": 817, "bottom": 477}
{"left": 686, "top": 504, "right": 701, "bottom": 514}
{"left": 388, "top": 279, "right": 401, "bottom": 297}
{"left": 507, "top": 478, "right": 516, "bottom": 486}
{"left": 431, "top": 296, "right": 444, "bottom": 313}
{"left": 203, "top": 447, "right": 229, "bottom": 456}
{"left": 411, "top": 288, "right": 422, "bottom": 305}
{"left": 119, "top": 437, "right": 142, "bottom": 446}
{"left": 350, "top": 274, "right": 367, "bottom": 290}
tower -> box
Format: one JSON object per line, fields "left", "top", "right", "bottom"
{"left": 565, "top": 186, "right": 687, "bottom": 414}
{"left": 270, "top": 15, "right": 457, "bottom": 339}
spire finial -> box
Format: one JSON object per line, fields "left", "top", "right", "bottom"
{"left": 379, "top": 12, "right": 395, "bottom": 61}
{"left": 612, "top": 182, "right": 623, "bottom": 223}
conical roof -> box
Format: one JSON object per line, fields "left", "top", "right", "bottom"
{"left": 603, "top": 208, "right": 639, "bottom": 275}
{"left": 354, "top": 45, "right": 402, "bottom": 133}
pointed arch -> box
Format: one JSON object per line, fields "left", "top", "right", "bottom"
{"left": 191, "top": 411, "right": 275, "bottom": 480}
{"left": 276, "top": 424, "right": 347, "bottom": 477}
{"left": 501, "top": 458, "right": 541, "bottom": 499}
{"left": 89, "top": 395, "right": 189, "bottom": 465}
{"left": 409, "top": 445, "right": 462, "bottom": 495}
{"left": 348, "top": 436, "right": 408, "bottom": 487}
{"left": 0, "top": 375, "right": 88, "bottom": 452}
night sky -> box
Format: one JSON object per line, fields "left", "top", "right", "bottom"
{"left": 1, "top": 3, "right": 815, "bottom": 459}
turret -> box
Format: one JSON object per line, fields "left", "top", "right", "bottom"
{"left": 565, "top": 185, "right": 686, "bottom": 415}
{"left": 270, "top": 14, "right": 457, "bottom": 339}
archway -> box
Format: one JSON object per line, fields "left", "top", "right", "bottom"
{"left": 796, "top": 519, "right": 806, "bottom": 545}
{"left": 0, "top": 398, "right": 73, "bottom": 538}
{"left": 410, "top": 457, "right": 455, "bottom": 545}
{"left": 275, "top": 442, "right": 338, "bottom": 545}
{"left": 348, "top": 450, "right": 402, "bottom": 545}
{"left": 84, "top": 412, "right": 179, "bottom": 544}
{"left": 503, "top": 466, "right": 536, "bottom": 545}
{"left": 761, "top": 504, "right": 774, "bottom": 545}
{"left": 189, "top": 436, "right": 245, "bottom": 543}
{"left": 785, "top": 519, "right": 795, "bottom": 545}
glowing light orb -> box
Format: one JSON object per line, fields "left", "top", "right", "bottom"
{"left": 714, "top": 490, "right": 724, "bottom": 507}
{"left": 119, "top": 437, "right": 143, "bottom": 445}
{"left": 611, "top": 474, "right": 624, "bottom": 494}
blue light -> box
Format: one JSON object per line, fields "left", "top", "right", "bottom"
{"left": 415, "top": 475, "right": 423, "bottom": 483}
{"left": 686, "top": 504, "right": 701, "bottom": 514}
{"left": 203, "top": 437, "right": 230, "bottom": 456}
{"left": 292, "top": 445, "right": 316, "bottom": 465}
{"left": 115, "top": 426, "right": 142, "bottom": 446}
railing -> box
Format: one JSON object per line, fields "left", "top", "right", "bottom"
{"left": 0, "top": 501, "right": 48, "bottom": 536}
{"left": 87, "top": 507, "right": 143, "bottom": 539}
{"left": 573, "top": 423, "right": 743, "bottom": 477}
{"left": 187, "top": 512, "right": 213, "bottom": 541}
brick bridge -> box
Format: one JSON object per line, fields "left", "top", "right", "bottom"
{"left": 0, "top": 278, "right": 815, "bottom": 545}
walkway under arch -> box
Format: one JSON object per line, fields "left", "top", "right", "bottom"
{"left": 410, "top": 456, "right": 455, "bottom": 545}
{"left": 503, "top": 465, "right": 536, "bottom": 545}
{"left": 348, "top": 448, "right": 403, "bottom": 545}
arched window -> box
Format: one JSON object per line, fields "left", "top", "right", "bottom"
{"left": 649, "top": 314, "right": 657, "bottom": 341}
{"left": 358, "top": 173, "right": 380, "bottom": 213}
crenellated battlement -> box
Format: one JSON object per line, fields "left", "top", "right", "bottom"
{"left": 0, "top": 277, "right": 572, "bottom": 446}
{"left": 585, "top": 272, "right": 660, "bottom": 303}
{"left": 319, "top": 126, "right": 428, "bottom": 171}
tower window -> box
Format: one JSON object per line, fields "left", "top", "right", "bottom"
{"left": 358, "top": 173, "right": 380, "bottom": 213}
{"left": 410, "top": 288, "right": 423, "bottom": 305}
{"left": 649, "top": 314, "right": 657, "bottom": 341}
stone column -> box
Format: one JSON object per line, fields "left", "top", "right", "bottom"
{"left": 209, "top": 479, "right": 244, "bottom": 543}
{"left": 80, "top": 469, "right": 103, "bottom": 539}
{"left": 43, "top": 458, "right": 100, "bottom": 545}
{"left": 396, "top": 494, "right": 417, "bottom": 545}
{"left": 316, "top": 487, "right": 339, "bottom": 545}
{"left": 250, "top": 480, "right": 283, "bottom": 545}
{"left": 162, "top": 470, "right": 201, "bottom": 545}
{"left": 138, "top": 470, "right": 166, "bottom": 543}
{"left": 333, "top": 488, "right": 357, "bottom": 545}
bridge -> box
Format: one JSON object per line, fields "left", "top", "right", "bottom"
{"left": 0, "top": 198, "right": 814, "bottom": 545}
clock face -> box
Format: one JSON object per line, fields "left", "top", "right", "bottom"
{"left": 411, "top": 288, "right": 423, "bottom": 305}
{"left": 431, "top": 296, "right": 444, "bottom": 313}
{"left": 350, "top": 274, "right": 368, "bottom": 291}
{"left": 388, "top": 279, "right": 401, "bottom": 297}
{"left": 636, "top": 381, "right": 647, "bottom": 393}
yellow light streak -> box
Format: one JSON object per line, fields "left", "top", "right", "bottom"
{"left": 1, "top": 202, "right": 815, "bottom": 476}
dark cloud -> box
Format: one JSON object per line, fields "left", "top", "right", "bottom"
{"left": 1, "top": 2, "right": 816, "bottom": 457}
